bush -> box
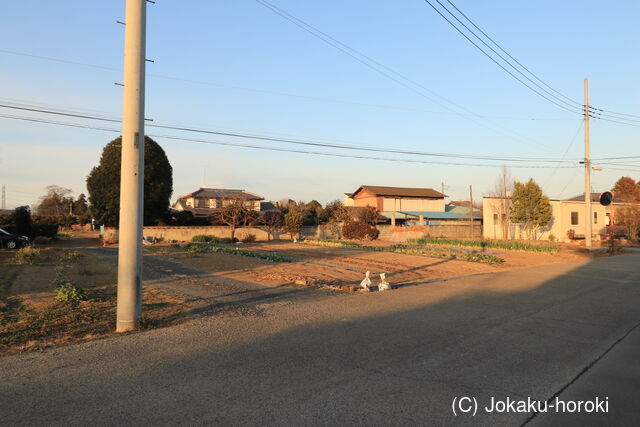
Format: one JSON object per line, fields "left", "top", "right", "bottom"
{"left": 191, "top": 235, "right": 236, "bottom": 244}
{"left": 32, "top": 223, "right": 59, "bottom": 239}
{"left": 55, "top": 282, "right": 87, "bottom": 304}
{"left": 342, "top": 222, "right": 379, "bottom": 240}
{"left": 241, "top": 233, "right": 257, "bottom": 243}
{"left": 14, "top": 247, "right": 40, "bottom": 265}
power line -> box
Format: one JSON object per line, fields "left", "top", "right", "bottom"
{"left": 255, "top": 0, "right": 557, "bottom": 150}
{"left": 0, "top": 113, "right": 579, "bottom": 169}
{"left": 443, "top": 0, "right": 581, "bottom": 107}
{"left": 423, "top": 0, "right": 582, "bottom": 114}
{"left": 0, "top": 101, "right": 583, "bottom": 163}
{"left": 0, "top": 49, "right": 576, "bottom": 122}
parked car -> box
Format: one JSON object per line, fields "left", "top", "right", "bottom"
{"left": 0, "top": 228, "right": 29, "bottom": 249}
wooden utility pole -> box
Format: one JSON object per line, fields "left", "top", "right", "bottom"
{"left": 117, "top": 0, "right": 147, "bottom": 332}
{"left": 469, "top": 185, "right": 474, "bottom": 238}
{"left": 584, "top": 78, "right": 593, "bottom": 248}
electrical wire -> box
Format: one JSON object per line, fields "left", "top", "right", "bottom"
{"left": 0, "top": 113, "right": 579, "bottom": 169}
{"left": 255, "top": 0, "right": 556, "bottom": 150}
{"left": 423, "top": 0, "right": 582, "bottom": 115}
{"left": 0, "top": 48, "right": 576, "bottom": 122}
{"left": 431, "top": 0, "right": 581, "bottom": 111}
{"left": 443, "top": 0, "right": 581, "bottom": 108}
{"left": 0, "top": 102, "right": 583, "bottom": 163}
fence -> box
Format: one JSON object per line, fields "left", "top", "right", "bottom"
{"left": 378, "top": 224, "right": 483, "bottom": 242}
{"left": 103, "top": 225, "right": 320, "bottom": 243}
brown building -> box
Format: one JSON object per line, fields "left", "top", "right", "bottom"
{"left": 172, "top": 188, "right": 264, "bottom": 217}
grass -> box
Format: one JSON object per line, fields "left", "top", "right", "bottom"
{"left": 182, "top": 243, "right": 296, "bottom": 263}
{"left": 300, "top": 240, "right": 504, "bottom": 264}
{"left": 410, "top": 237, "right": 559, "bottom": 254}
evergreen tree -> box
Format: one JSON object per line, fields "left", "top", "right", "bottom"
{"left": 86, "top": 136, "right": 173, "bottom": 226}
{"left": 510, "top": 179, "right": 552, "bottom": 239}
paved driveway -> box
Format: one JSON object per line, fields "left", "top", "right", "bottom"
{"left": 2, "top": 253, "right": 639, "bottom": 426}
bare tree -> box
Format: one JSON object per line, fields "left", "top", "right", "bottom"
{"left": 217, "top": 200, "right": 252, "bottom": 241}
{"left": 358, "top": 206, "right": 379, "bottom": 226}
{"left": 491, "top": 166, "right": 514, "bottom": 239}
{"left": 259, "top": 210, "right": 284, "bottom": 240}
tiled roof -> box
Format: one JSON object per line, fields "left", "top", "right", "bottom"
{"left": 178, "top": 188, "right": 264, "bottom": 201}
{"left": 352, "top": 185, "right": 446, "bottom": 199}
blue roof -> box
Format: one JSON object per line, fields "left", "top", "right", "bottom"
{"left": 401, "top": 211, "right": 482, "bottom": 220}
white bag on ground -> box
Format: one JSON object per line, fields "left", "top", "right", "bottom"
{"left": 360, "top": 271, "right": 372, "bottom": 291}
{"left": 378, "top": 273, "right": 391, "bottom": 291}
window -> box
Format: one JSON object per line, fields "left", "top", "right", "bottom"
{"left": 493, "top": 213, "right": 498, "bottom": 222}
{"left": 571, "top": 211, "right": 579, "bottom": 225}
{"left": 594, "top": 212, "right": 598, "bottom": 224}
{"left": 195, "top": 198, "right": 207, "bottom": 208}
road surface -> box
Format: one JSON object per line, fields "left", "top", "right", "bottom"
{"left": 2, "top": 253, "right": 639, "bottom": 426}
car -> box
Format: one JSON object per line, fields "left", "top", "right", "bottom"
{"left": 0, "top": 228, "right": 30, "bottom": 249}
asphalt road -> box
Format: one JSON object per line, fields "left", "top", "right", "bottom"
{"left": 2, "top": 253, "right": 639, "bottom": 426}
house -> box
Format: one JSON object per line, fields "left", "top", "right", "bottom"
{"left": 172, "top": 188, "right": 264, "bottom": 217}
{"left": 348, "top": 185, "right": 462, "bottom": 225}
{"left": 483, "top": 192, "right": 633, "bottom": 242}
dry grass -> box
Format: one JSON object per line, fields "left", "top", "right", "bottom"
{"left": 0, "top": 247, "right": 190, "bottom": 357}
{"left": 0, "top": 286, "right": 187, "bottom": 356}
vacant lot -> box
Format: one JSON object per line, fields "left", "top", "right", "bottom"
{"left": 2, "top": 233, "right": 594, "bottom": 356}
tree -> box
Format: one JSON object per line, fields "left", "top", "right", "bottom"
{"left": 322, "top": 200, "right": 349, "bottom": 224}
{"left": 259, "top": 210, "right": 284, "bottom": 240}
{"left": 13, "top": 206, "right": 32, "bottom": 236}
{"left": 615, "top": 206, "right": 640, "bottom": 242}
{"left": 284, "top": 204, "right": 303, "bottom": 239}
{"left": 510, "top": 178, "right": 552, "bottom": 239}
{"left": 217, "top": 200, "right": 251, "bottom": 241}
{"left": 302, "top": 200, "right": 324, "bottom": 226}
{"left": 86, "top": 136, "right": 173, "bottom": 226}
{"left": 73, "top": 193, "right": 90, "bottom": 221}
{"left": 612, "top": 176, "right": 640, "bottom": 202}
{"left": 37, "top": 186, "right": 73, "bottom": 217}
{"left": 358, "top": 205, "right": 379, "bottom": 226}
{"left": 490, "top": 166, "right": 514, "bottom": 239}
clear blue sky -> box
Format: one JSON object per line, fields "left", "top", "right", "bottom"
{"left": 1, "top": 0, "right": 638, "bottom": 208}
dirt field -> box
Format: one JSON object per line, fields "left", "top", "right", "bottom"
{"left": 1, "top": 232, "right": 597, "bottom": 356}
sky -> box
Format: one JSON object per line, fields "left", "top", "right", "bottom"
{"left": 1, "top": 0, "right": 639, "bottom": 209}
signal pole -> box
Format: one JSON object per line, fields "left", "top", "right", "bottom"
{"left": 117, "top": 0, "right": 147, "bottom": 332}
{"left": 584, "top": 78, "right": 593, "bottom": 248}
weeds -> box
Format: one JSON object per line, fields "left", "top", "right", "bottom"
{"left": 13, "top": 247, "right": 41, "bottom": 265}
{"left": 300, "top": 240, "right": 504, "bottom": 264}
{"left": 182, "top": 243, "right": 294, "bottom": 262}
{"left": 410, "top": 237, "right": 558, "bottom": 254}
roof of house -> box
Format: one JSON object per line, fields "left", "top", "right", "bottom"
{"left": 178, "top": 188, "right": 264, "bottom": 201}
{"left": 351, "top": 185, "right": 446, "bottom": 199}
{"left": 260, "top": 201, "right": 279, "bottom": 211}
{"left": 447, "top": 200, "right": 472, "bottom": 207}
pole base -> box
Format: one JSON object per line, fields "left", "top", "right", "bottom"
{"left": 116, "top": 319, "right": 138, "bottom": 333}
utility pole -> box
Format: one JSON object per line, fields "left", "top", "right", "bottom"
{"left": 441, "top": 181, "right": 444, "bottom": 196}
{"left": 584, "top": 78, "right": 593, "bottom": 248}
{"left": 469, "top": 185, "right": 474, "bottom": 238}
{"left": 1, "top": 185, "right": 5, "bottom": 209}
{"left": 117, "top": 0, "right": 147, "bottom": 332}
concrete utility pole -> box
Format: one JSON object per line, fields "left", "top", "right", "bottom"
{"left": 584, "top": 78, "right": 593, "bottom": 248}
{"left": 469, "top": 185, "right": 474, "bottom": 238}
{"left": 117, "top": 0, "right": 147, "bottom": 332}
{"left": 1, "top": 185, "right": 5, "bottom": 209}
